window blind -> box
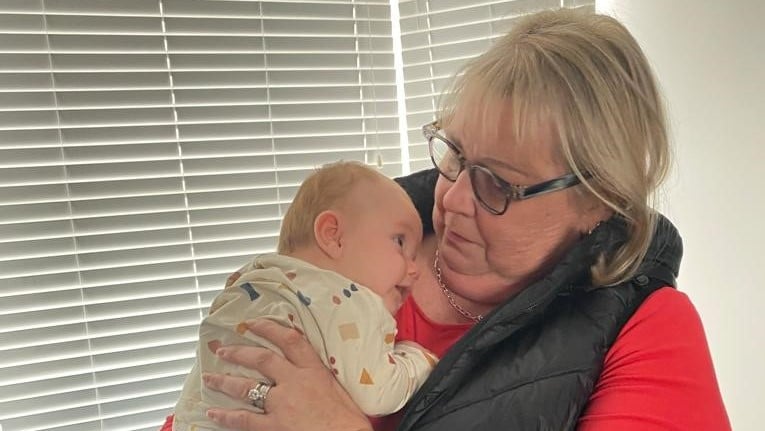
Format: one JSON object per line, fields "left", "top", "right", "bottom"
{"left": 398, "top": 0, "right": 595, "bottom": 172}
{"left": 0, "top": 1, "right": 595, "bottom": 430}
{"left": 0, "top": 1, "right": 396, "bottom": 430}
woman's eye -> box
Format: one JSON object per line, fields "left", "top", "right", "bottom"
{"left": 445, "top": 151, "right": 461, "bottom": 172}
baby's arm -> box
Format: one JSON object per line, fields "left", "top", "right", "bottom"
{"left": 174, "top": 277, "right": 299, "bottom": 429}
{"left": 199, "top": 284, "right": 294, "bottom": 392}
{"left": 324, "top": 309, "right": 437, "bottom": 417}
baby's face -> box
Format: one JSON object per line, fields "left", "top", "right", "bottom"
{"left": 336, "top": 180, "right": 423, "bottom": 314}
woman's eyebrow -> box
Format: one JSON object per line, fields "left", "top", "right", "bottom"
{"left": 445, "top": 133, "right": 465, "bottom": 152}
{"left": 449, "top": 134, "right": 531, "bottom": 177}
{"left": 482, "top": 157, "right": 531, "bottom": 177}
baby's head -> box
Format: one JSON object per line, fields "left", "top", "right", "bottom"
{"left": 278, "top": 161, "right": 423, "bottom": 313}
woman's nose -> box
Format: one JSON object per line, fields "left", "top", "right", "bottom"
{"left": 441, "top": 170, "right": 476, "bottom": 216}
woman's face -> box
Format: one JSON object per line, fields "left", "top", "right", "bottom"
{"left": 432, "top": 102, "right": 604, "bottom": 304}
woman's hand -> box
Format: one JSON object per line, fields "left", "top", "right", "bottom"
{"left": 203, "top": 319, "right": 373, "bottom": 431}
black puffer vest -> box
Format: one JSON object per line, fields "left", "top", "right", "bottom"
{"left": 395, "top": 169, "right": 683, "bottom": 431}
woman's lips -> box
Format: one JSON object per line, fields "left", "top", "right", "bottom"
{"left": 446, "top": 228, "right": 472, "bottom": 245}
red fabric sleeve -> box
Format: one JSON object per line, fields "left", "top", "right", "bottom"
{"left": 577, "top": 287, "right": 731, "bottom": 431}
{"left": 159, "top": 414, "right": 173, "bottom": 431}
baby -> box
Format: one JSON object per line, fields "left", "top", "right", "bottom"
{"left": 173, "top": 161, "right": 437, "bottom": 431}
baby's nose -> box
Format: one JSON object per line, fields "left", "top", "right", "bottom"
{"left": 406, "top": 260, "right": 420, "bottom": 282}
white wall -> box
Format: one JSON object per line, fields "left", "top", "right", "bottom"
{"left": 596, "top": 1, "right": 764, "bottom": 429}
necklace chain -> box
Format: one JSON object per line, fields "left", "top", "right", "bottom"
{"left": 433, "top": 249, "right": 483, "bottom": 323}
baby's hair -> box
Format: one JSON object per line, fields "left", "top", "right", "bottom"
{"left": 277, "top": 160, "right": 387, "bottom": 254}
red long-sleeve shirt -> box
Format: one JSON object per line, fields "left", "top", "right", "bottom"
{"left": 373, "top": 287, "right": 730, "bottom": 431}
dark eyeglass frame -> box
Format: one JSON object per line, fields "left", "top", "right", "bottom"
{"left": 422, "top": 120, "right": 587, "bottom": 215}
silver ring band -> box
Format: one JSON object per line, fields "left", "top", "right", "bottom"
{"left": 247, "top": 381, "right": 273, "bottom": 411}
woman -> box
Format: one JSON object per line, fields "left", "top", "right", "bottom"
{"left": 185, "top": 9, "right": 730, "bottom": 431}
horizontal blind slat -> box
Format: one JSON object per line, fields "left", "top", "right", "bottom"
{"left": 2, "top": 1, "right": 400, "bottom": 427}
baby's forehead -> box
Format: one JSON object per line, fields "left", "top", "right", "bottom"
{"left": 346, "top": 175, "right": 419, "bottom": 217}
{"left": 351, "top": 175, "right": 405, "bottom": 199}
{"left": 396, "top": 202, "right": 424, "bottom": 238}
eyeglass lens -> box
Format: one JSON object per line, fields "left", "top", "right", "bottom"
{"left": 429, "top": 134, "right": 508, "bottom": 214}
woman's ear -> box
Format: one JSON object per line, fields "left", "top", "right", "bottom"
{"left": 314, "top": 210, "right": 343, "bottom": 259}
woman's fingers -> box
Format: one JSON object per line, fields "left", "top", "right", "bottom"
{"left": 244, "top": 319, "right": 326, "bottom": 368}
{"left": 203, "top": 319, "right": 373, "bottom": 431}
{"left": 204, "top": 342, "right": 372, "bottom": 431}
{"left": 216, "top": 343, "right": 291, "bottom": 383}
{"left": 203, "top": 370, "right": 372, "bottom": 431}
{"left": 207, "top": 407, "right": 265, "bottom": 431}
{"left": 202, "top": 372, "right": 263, "bottom": 402}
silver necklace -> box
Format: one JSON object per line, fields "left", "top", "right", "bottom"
{"left": 433, "top": 249, "right": 484, "bottom": 323}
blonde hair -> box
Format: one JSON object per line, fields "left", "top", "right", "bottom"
{"left": 277, "top": 161, "right": 387, "bottom": 254}
{"left": 439, "top": 9, "right": 670, "bottom": 286}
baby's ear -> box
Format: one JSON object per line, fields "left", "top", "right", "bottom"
{"left": 314, "top": 210, "right": 343, "bottom": 259}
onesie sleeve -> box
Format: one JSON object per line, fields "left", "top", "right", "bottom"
{"left": 577, "top": 287, "right": 731, "bottom": 431}
{"left": 322, "top": 288, "right": 438, "bottom": 416}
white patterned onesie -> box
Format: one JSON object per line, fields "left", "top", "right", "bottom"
{"left": 173, "top": 254, "right": 438, "bottom": 431}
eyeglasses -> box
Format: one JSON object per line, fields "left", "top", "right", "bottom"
{"left": 423, "top": 120, "right": 586, "bottom": 215}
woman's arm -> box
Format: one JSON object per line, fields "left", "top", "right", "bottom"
{"left": 577, "top": 288, "right": 731, "bottom": 431}
{"left": 203, "top": 319, "right": 374, "bottom": 431}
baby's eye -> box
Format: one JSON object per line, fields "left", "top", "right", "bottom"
{"left": 393, "top": 235, "right": 405, "bottom": 248}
